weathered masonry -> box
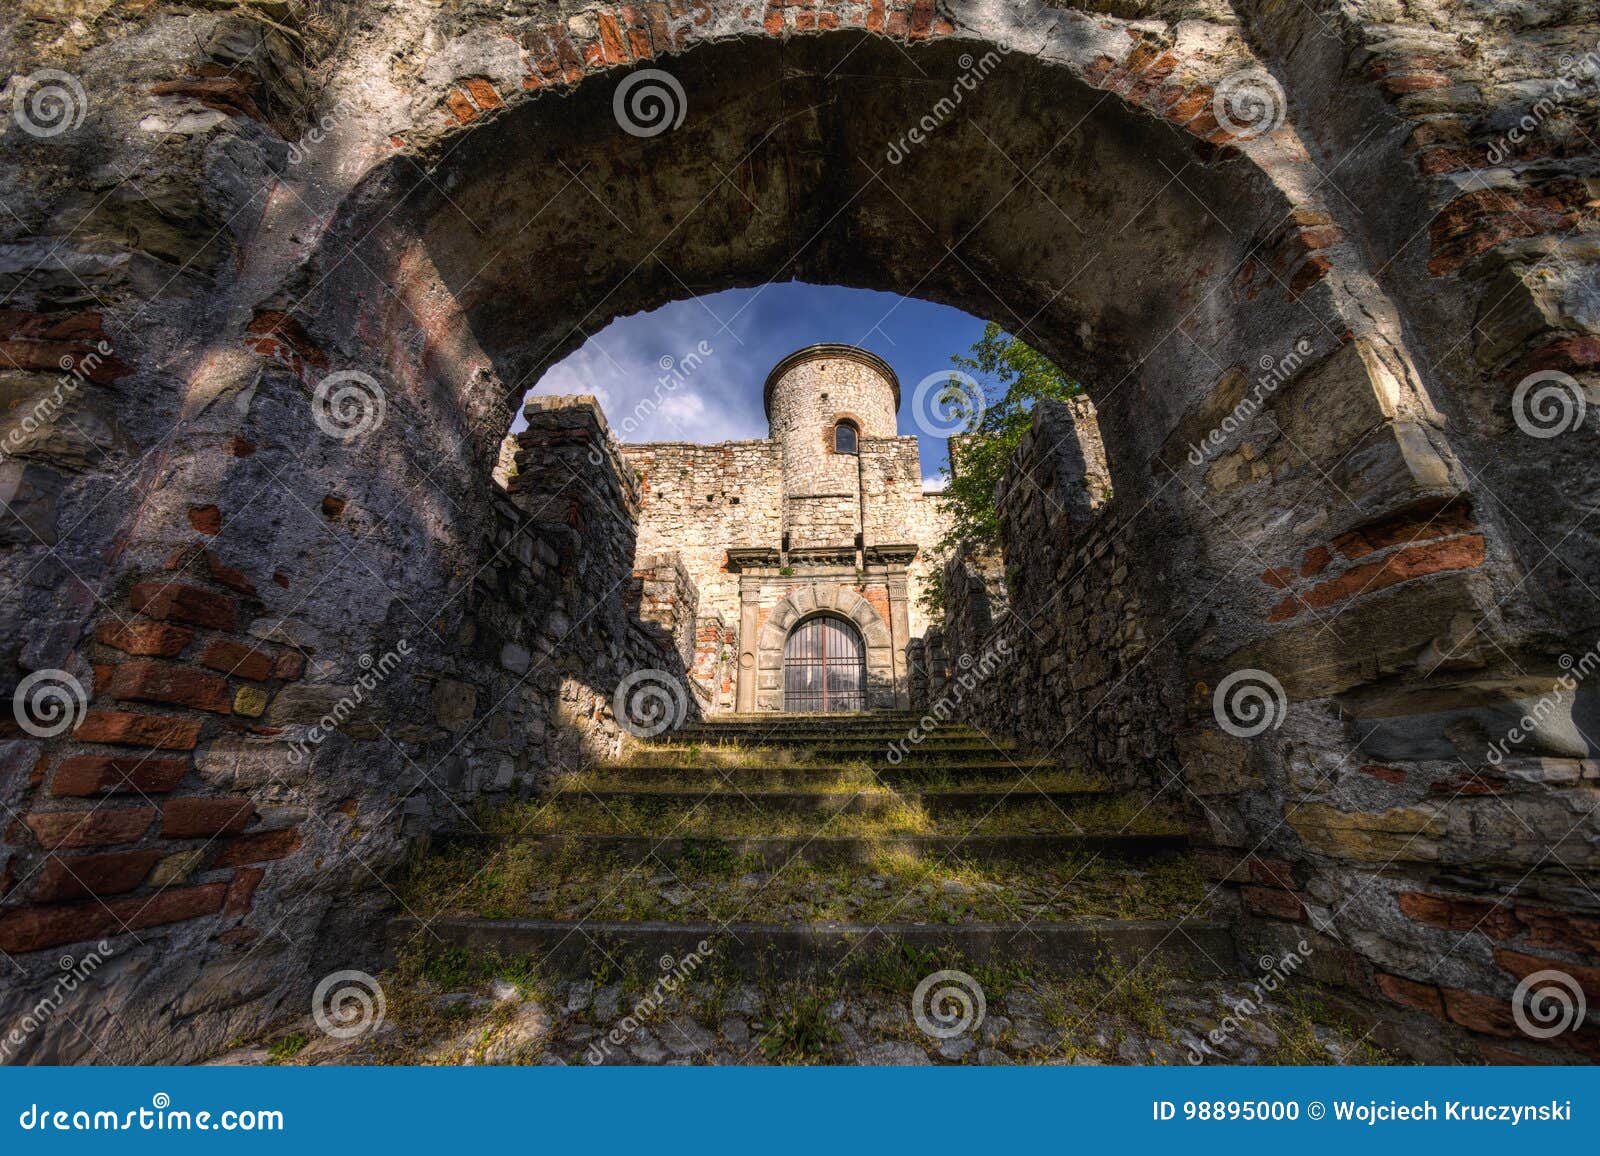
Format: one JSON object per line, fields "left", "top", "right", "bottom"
{"left": 619, "top": 344, "right": 948, "bottom": 712}
{"left": 0, "top": 0, "right": 1596, "bottom": 1065}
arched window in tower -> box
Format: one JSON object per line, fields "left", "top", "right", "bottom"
{"left": 833, "top": 419, "right": 858, "bottom": 455}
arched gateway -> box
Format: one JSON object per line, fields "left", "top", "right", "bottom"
{"left": 783, "top": 614, "right": 868, "bottom": 713}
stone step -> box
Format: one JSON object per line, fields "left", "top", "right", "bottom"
{"left": 547, "top": 788, "right": 1117, "bottom": 817}
{"left": 593, "top": 762, "right": 1060, "bottom": 784}
{"left": 644, "top": 742, "right": 1026, "bottom": 761}
{"left": 386, "top": 916, "right": 1237, "bottom": 979}
{"left": 440, "top": 832, "right": 1188, "bottom": 866}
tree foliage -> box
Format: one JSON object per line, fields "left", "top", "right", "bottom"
{"left": 931, "top": 323, "right": 1083, "bottom": 553}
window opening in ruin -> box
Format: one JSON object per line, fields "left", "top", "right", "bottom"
{"left": 834, "top": 419, "right": 858, "bottom": 454}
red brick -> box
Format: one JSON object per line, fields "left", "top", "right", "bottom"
{"left": 73, "top": 709, "right": 202, "bottom": 750}
{"left": 224, "top": 866, "right": 266, "bottom": 915}
{"left": 51, "top": 755, "right": 188, "bottom": 797}
{"left": 228, "top": 437, "right": 256, "bottom": 457}
{"left": 444, "top": 87, "right": 478, "bottom": 123}
{"left": 1260, "top": 566, "right": 1296, "bottom": 589}
{"left": 461, "top": 77, "right": 502, "bottom": 109}
{"left": 1507, "top": 335, "right": 1600, "bottom": 380}
{"left": 1379, "top": 71, "right": 1450, "bottom": 96}
{"left": 1241, "top": 884, "right": 1304, "bottom": 921}
{"left": 244, "top": 310, "right": 327, "bottom": 372}
{"left": 109, "top": 661, "right": 231, "bottom": 714}
{"left": 129, "top": 581, "right": 238, "bottom": 632}
{"left": 1441, "top": 986, "right": 1521, "bottom": 1037}
{"left": 1514, "top": 906, "right": 1600, "bottom": 955}
{"left": 1494, "top": 948, "right": 1600, "bottom": 1003}
{"left": 94, "top": 621, "right": 193, "bottom": 657}
{"left": 214, "top": 827, "right": 301, "bottom": 867}
{"left": 161, "top": 797, "right": 254, "bottom": 839}
{"left": 33, "top": 849, "right": 161, "bottom": 901}
{"left": 25, "top": 808, "right": 157, "bottom": 850}
{"left": 1299, "top": 545, "right": 1332, "bottom": 577}
{"left": 597, "top": 11, "right": 628, "bottom": 62}
{"left": 0, "top": 883, "right": 226, "bottom": 954}
{"left": 1398, "top": 891, "right": 1521, "bottom": 940}
{"left": 187, "top": 505, "right": 221, "bottom": 534}
{"left": 1288, "top": 254, "right": 1332, "bottom": 294}
{"left": 272, "top": 650, "right": 306, "bottom": 680}
{"left": 1358, "top": 763, "right": 1406, "bottom": 784}
{"left": 1428, "top": 181, "right": 1584, "bottom": 276}
{"left": 1285, "top": 535, "right": 1486, "bottom": 615}
{"left": 199, "top": 639, "right": 274, "bottom": 682}
{"left": 205, "top": 552, "right": 256, "bottom": 595}
{"left": 1376, "top": 972, "right": 1444, "bottom": 1018}
{"left": 321, "top": 495, "right": 347, "bottom": 520}
{"left": 1247, "top": 857, "right": 1296, "bottom": 889}
{"left": 150, "top": 75, "right": 264, "bottom": 120}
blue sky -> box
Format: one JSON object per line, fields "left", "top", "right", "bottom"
{"left": 517, "top": 282, "right": 990, "bottom": 484}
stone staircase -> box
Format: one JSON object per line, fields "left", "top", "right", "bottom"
{"left": 391, "top": 712, "right": 1235, "bottom": 981}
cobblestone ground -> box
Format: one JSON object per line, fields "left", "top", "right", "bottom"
{"left": 209, "top": 963, "right": 1394, "bottom": 1067}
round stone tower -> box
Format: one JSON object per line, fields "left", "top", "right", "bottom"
{"left": 763, "top": 344, "right": 900, "bottom": 505}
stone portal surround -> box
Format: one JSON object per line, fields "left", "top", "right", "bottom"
{"left": 740, "top": 573, "right": 902, "bottom": 712}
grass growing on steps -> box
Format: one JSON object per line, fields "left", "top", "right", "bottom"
{"left": 549, "top": 767, "right": 1106, "bottom": 794}
{"left": 397, "top": 842, "right": 1209, "bottom": 926}
{"left": 468, "top": 794, "right": 1184, "bottom": 839}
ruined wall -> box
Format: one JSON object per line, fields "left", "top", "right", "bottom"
{"left": 932, "top": 399, "right": 1171, "bottom": 786}
{"left": 0, "top": 0, "right": 1596, "bottom": 1066}
{"left": 620, "top": 439, "right": 781, "bottom": 626}
{"left": 860, "top": 435, "right": 949, "bottom": 638}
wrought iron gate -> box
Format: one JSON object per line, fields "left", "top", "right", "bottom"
{"left": 782, "top": 615, "right": 867, "bottom": 713}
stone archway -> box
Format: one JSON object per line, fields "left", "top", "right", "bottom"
{"left": 2, "top": 0, "right": 1595, "bottom": 1064}
{"left": 753, "top": 586, "right": 896, "bottom": 713}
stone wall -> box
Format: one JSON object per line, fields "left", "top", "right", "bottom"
{"left": 620, "top": 439, "right": 781, "bottom": 626}
{"left": 930, "top": 399, "right": 1172, "bottom": 786}
{"left": 1, "top": 0, "right": 1597, "bottom": 1065}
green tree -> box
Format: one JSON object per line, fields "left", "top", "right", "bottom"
{"left": 931, "top": 323, "right": 1082, "bottom": 553}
